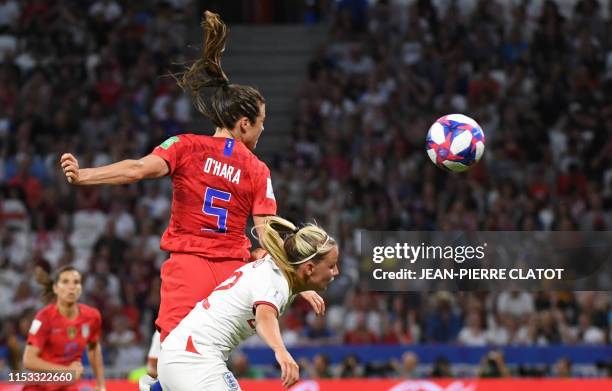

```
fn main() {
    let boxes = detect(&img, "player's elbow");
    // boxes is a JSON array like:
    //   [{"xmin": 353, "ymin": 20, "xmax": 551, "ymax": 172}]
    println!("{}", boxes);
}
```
[{"xmin": 126, "ymin": 160, "xmax": 147, "ymax": 182}]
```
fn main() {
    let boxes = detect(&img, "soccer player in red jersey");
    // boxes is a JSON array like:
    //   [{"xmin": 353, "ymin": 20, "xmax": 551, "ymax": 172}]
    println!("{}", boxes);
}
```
[
  {"xmin": 59, "ymin": 11, "xmax": 324, "ymax": 346},
  {"xmin": 23, "ymin": 266, "xmax": 105, "ymax": 391}
]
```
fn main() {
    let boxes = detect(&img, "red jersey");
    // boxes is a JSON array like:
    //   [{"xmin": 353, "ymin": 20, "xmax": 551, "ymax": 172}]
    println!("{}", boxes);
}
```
[
  {"xmin": 151, "ymin": 134, "xmax": 277, "ymax": 260},
  {"xmin": 26, "ymin": 303, "xmax": 101, "ymax": 365}
]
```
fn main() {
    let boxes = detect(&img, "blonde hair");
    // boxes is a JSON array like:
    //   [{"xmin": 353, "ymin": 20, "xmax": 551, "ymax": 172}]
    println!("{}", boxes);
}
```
[{"xmin": 260, "ymin": 216, "xmax": 336, "ymax": 290}]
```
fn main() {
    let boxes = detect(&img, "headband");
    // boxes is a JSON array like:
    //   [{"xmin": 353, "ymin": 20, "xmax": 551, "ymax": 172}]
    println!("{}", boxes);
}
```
[{"xmin": 290, "ymin": 235, "xmax": 331, "ymax": 265}]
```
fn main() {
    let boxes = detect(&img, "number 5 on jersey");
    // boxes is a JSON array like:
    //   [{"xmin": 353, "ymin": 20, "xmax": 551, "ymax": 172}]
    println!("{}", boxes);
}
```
[{"xmin": 202, "ymin": 187, "xmax": 231, "ymax": 233}]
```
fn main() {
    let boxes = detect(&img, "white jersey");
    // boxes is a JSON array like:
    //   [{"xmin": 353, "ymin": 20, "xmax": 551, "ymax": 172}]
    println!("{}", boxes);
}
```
[{"xmin": 162, "ymin": 256, "xmax": 293, "ymax": 360}]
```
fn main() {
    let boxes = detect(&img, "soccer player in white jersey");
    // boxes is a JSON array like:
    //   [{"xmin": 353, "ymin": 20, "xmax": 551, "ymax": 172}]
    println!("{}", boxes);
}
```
[{"xmin": 157, "ymin": 216, "xmax": 339, "ymax": 390}]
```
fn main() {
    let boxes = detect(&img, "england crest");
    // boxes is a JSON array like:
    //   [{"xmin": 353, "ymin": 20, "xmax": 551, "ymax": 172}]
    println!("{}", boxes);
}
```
[{"xmin": 222, "ymin": 372, "xmax": 239, "ymax": 390}]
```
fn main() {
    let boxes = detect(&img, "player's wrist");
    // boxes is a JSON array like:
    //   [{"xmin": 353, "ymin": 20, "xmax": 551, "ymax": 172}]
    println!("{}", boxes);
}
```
[
  {"xmin": 77, "ymin": 168, "xmax": 90, "ymax": 184},
  {"xmin": 272, "ymin": 345, "xmax": 290, "ymax": 355}
]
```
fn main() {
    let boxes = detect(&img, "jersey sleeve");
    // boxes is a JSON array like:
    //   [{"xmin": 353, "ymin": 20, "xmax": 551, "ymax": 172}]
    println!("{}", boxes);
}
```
[
  {"xmin": 147, "ymin": 330, "xmax": 161, "ymax": 359},
  {"xmin": 251, "ymin": 161, "xmax": 277, "ymax": 216},
  {"xmin": 251, "ymin": 271, "xmax": 289, "ymax": 318},
  {"xmin": 151, "ymin": 134, "xmax": 191, "ymax": 175},
  {"xmin": 88, "ymin": 309, "xmax": 102, "ymax": 344},
  {"xmin": 26, "ymin": 312, "xmax": 50, "ymax": 349}
]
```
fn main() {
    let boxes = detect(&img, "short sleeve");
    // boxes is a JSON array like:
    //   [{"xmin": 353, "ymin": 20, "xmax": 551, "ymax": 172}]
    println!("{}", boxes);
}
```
[
  {"xmin": 252, "ymin": 270, "xmax": 289, "ymax": 318},
  {"xmin": 251, "ymin": 162, "xmax": 277, "ymax": 216},
  {"xmin": 147, "ymin": 330, "xmax": 161, "ymax": 359},
  {"xmin": 89, "ymin": 309, "xmax": 102, "ymax": 344},
  {"xmin": 26, "ymin": 313, "xmax": 49, "ymax": 349},
  {"xmin": 151, "ymin": 135, "xmax": 190, "ymax": 175}
]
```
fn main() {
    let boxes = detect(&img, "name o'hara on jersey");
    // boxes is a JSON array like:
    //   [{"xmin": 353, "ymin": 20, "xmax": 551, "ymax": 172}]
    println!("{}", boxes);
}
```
[{"xmin": 203, "ymin": 157, "xmax": 241, "ymax": 184}]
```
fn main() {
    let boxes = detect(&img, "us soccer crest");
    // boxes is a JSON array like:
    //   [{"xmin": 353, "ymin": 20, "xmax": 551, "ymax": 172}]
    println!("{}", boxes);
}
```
[
  {"xmin": 67, "ymin": 326, "xmax": 77, "ymax": 340},
  {"xmin": 82, "ymin": 324, "xmax": 90, "ymax": 338}
]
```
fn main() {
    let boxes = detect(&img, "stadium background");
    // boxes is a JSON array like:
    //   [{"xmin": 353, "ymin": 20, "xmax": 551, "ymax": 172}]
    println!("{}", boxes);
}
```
[{"xmin": 0, "ymin": 0, "xmax": 611, "ymax": 389}]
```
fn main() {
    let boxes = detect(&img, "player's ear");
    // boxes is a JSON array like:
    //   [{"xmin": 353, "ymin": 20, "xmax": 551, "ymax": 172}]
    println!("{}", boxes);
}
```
[
  {"xmin": 305, "ymin": 262, "xmax": 315, "ymax": 277},
  {"xmin": 238, "ymin": 116, "xmax": 250, "ymax": 133}
]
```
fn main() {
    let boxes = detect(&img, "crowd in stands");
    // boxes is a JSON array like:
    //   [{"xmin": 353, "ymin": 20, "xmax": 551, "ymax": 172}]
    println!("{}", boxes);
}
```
[
  {"xmin": 0, "ymin": 0, "xmax": 191, "ymax": 376},
  {"xmin": 266, "ymin": 0, "xmax": 612, "ymax": 378},
  {"xmin": 0, "ymin": 0, "xmax": 610, "ymax": 379}
]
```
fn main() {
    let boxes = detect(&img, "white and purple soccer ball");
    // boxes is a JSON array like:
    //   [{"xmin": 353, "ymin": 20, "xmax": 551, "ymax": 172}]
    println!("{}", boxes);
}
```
[{"xmin": 426, "ymin": 114, "xmax": 485, "ymax": 172}]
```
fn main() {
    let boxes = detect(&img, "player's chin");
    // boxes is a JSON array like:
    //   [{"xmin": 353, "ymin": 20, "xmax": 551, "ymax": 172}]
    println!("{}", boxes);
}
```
[
  {"xmin": 316, "ymin": 278, "xmax": 335, "ymax": 291},
  {"xmin": 65, "ymin": 294, "xmax": 78, "ymax": 303}
]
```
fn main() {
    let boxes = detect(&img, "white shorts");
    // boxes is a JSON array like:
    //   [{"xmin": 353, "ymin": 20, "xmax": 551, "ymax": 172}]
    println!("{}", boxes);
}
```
[{"xmin": 158, "ymin": 348, "xmax": 241, "ymax": 391}]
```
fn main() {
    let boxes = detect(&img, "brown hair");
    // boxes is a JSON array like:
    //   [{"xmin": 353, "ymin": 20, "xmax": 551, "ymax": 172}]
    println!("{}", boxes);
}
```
[
  {"xmin": 35, "ymin": 265, "xmax": 80, "ymax": 304},
  {"xmin": 175, "ymin": 11, "xmax": 264, "ymax": 129},
  {"xmin": 260, "ymin": 216, "xmax": 336, "ymax": 290}
]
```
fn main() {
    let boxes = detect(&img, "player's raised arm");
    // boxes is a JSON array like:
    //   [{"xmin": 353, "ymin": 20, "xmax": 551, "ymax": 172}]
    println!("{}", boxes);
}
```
[
  {"xmin": 255, "ymin": 304, "xmax": 300, "ymax": 388},
  {"xmin": 60, "ymin": 153, "xmax": 169, "ymax": 185}
]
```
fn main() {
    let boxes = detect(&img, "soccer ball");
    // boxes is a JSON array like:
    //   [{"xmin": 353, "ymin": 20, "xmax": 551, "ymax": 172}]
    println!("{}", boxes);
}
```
[{"xmin": 425, "ymin": 114, "xmax": 485, "ymax": 172}]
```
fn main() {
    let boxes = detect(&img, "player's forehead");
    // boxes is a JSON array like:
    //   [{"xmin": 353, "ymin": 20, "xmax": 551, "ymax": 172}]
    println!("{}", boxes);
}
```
[
  {"xmin": 320, "ymin": 246, "xmax": 339, "ymax": 265},
  {"xmin": 57, "ymin": 270, "xmax": 81, "ymax": 281}
]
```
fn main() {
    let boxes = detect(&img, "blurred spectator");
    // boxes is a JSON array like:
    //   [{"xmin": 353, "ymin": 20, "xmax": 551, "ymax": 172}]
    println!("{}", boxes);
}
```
[
  {"xmin": 458, "ymin": 310, "xmax": 487, "ymax": 346},
  {"xmin": 554, "ymin": 357, "xmax": 573, "ymax": 378},
  {"xmin": 478, "ymin": 350, "xmax": 510, "ymax": 378},
  {"xmin": 106, "ymin": 315, "xmax": 143, "ymax": 369},
  {"xmin": 430, "ymin": 356, "xmax": 452, "ymax": 378},
  {"xmin": 303, "ymin": 315, "xmax": 337, "ymax": 344},
  {"xmin": 338, "ymin": 354, "xmax": 363, "ymax": 378},
  {"xmin": 300, "ymin": 353, "xmax": 333, "ymax": 379},
  {"xmin": 571, "ymin": 312, "xmax": 606, "ymax": 345},
  {"xmin": 425, "ymin": 292, "xmax": 462, "ymax": 343},
  {"xmin": 391, "ymin": 351, "xmax": 419, "ymax": 378},
  {"xmin": 230, "ymin": 352, "xmax": 264, "ymax": 379},
  {"xmin": 344, "ymin": 312, "xmax": 378, "ymax": 344},
  {"xmin": 496, "ymin": 291, "xmax": 535, "ymax": 321}
]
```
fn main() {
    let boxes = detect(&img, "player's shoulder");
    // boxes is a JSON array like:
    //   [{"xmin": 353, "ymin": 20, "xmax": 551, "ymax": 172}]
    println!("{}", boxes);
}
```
[
  {"xmin": 174, "ymin": 133, "xmax": 206, "ymax": 144},
  {"xmin": 78, "ymin": 304, "xmax": 102, "ymax": 320},
  {"xmin": 234, "ymin": 142, "xmax": 267, "ymax": 167},
  {"xmin": 35, "ymin": 303, "xmax": 57, "ymax": 319},
  {"xmin": 250, "ymin": 256, "xmax": 289, "ymax": 288}
]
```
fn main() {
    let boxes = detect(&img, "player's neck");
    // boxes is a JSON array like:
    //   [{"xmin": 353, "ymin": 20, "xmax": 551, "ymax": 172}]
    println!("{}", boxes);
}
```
[
  {"xmin": 56, "ymin": 301, "xmax": 79, "ymax": 319},
  {"xmin": 291, "ymin": 281, "xmax": 309, "ymax": 295},
  {"xmin": 213, "ymin": 127, "xmax": 239, "ymax": 141}
]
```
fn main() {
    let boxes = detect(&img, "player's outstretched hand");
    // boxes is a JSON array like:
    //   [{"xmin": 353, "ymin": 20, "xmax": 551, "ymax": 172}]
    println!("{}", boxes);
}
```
[
  {"xmin": 60, "ymin": 153, "xmax": 81, "ymax": 184},
  {"xmin": 300, "ymin": 291, "xmax": 325, "ymax": 316},
  {"xmin": 68, "ymin": 361, "xmax": 84, "ymax": 380},
  {"xmin": 275, "ymin": 349, "xmax": 299, "ymax": 389}
]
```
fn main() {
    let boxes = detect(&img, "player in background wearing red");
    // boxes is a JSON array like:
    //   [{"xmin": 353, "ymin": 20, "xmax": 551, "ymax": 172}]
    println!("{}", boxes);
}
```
[
  {"xmin": 158, "ymin": 216, "xmax": 339, "ymax": 390},
  {"xmin": 23, "ymin": 266, "xmax": 105, "ymax": 391},
  {"xmin": 59, "ymin": 7, "xmax": 323, "ymax": 370}
]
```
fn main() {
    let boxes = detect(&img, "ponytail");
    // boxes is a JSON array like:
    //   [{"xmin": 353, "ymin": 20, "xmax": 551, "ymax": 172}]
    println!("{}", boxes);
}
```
[
  {"xmin": 34, "ymin": 265, "xmax": 80, "ymax": 304},
  {"xmin": 174, "ymin": 11, "xmax": 264, "ymax": 130},
  {"xmin": 34, "ymin": 266, "xmax": 54, "ymax": 304},
  {"xmin": 260, "ymin": 216, "xmax": 336, "ymax": 290}
]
